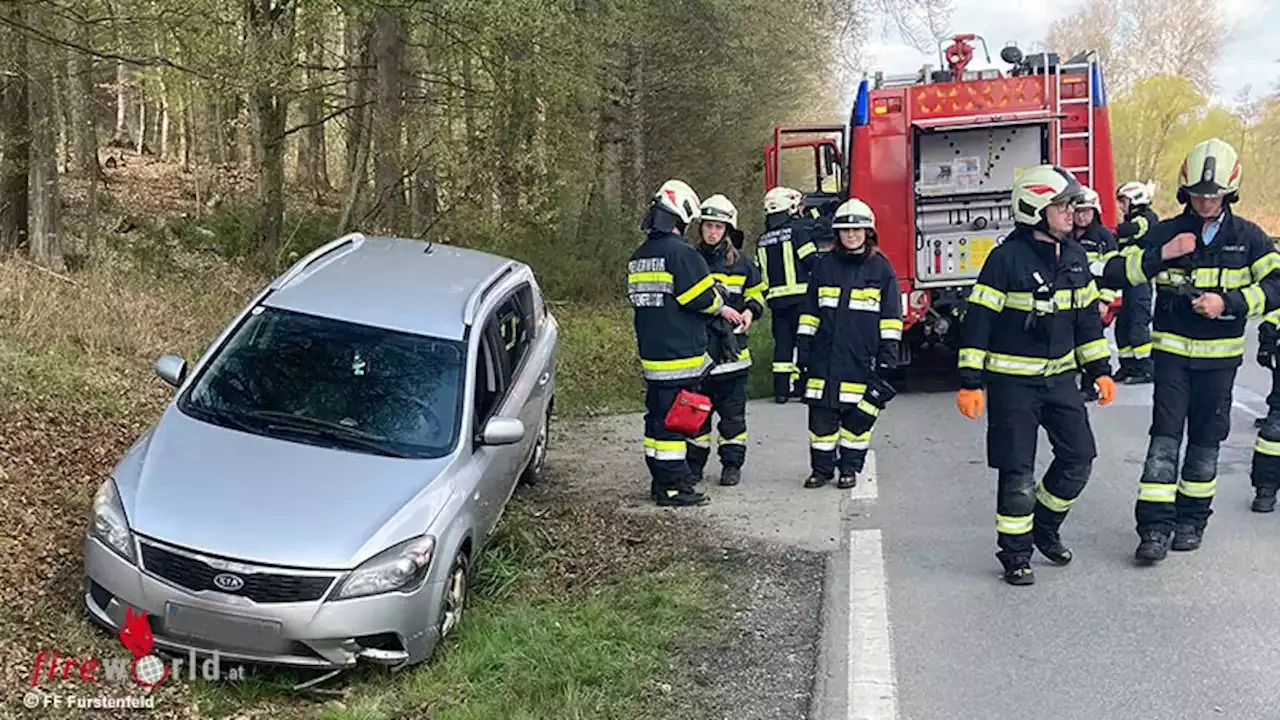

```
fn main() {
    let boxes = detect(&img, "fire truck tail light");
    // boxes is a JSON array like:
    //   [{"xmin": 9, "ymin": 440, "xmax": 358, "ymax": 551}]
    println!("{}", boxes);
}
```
[{"xmin": 872, "ymin": 97, "xmax": 903, "ymax": 116}]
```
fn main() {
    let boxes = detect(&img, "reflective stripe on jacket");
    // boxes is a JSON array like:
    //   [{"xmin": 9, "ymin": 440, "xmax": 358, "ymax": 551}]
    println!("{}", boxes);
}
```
[
  {"xmin": 628, "ymin": 230, "xmax": 724, "ymax": 381},
  {"xmin": 796, "ymin": 247, "xmax": 902, "ymax": 408},
  {"xmin": 1101, "ymin": 206, "xmax": 1280, "ymax": 369},
  {"xmin": 957, "ymin": 226, "xmax": 1112, "ymax": 389}
]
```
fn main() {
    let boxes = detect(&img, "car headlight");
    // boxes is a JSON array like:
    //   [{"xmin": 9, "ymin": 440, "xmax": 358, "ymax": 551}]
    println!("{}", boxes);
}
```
[
  {"xmin": 331, "ymin": 535, "xmax": 436, "ymax": 600},
  {"xmin": 89, "ymin": 480, "xmax": 136, "ymax": 563}
]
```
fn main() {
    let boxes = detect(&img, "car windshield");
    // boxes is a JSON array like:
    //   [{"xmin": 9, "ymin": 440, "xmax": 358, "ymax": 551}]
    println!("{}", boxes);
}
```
[{"xmin": 178, "ymin": 306, "xmax": 465, "ymax": 459}]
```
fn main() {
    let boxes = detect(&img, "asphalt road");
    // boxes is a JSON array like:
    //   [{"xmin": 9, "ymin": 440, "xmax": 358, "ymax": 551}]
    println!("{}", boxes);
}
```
[
  {"xmin": 572, "ymin": 325, "xmax": 1280, "ymax": 719},
  {"xmin": 819, "ymin": 323, "xmax": 1280, "ymax": 720}
]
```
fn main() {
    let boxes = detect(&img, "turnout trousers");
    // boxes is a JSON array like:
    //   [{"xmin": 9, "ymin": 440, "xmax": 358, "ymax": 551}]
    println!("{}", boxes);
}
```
[
  {"xmin": 769, "ymin": 300, "xmax": 802, "ymax": 398},
  {"xmin": 986, "ymin": 375, "xmax": 1097, "ymax": 563},
  {"xmin": 687, "ymin": 370, "xmax": 750, "ymax": 477},
  {"xmin": 1257, "ymin": 367, "xmax": 1280, "ymax": 492},
  {"xmin": 643, "ymin": 378, "xmax": 701, "ymax": 496},
  {"xmin": 1135, "ymin": 357, "xmax": 1235, "ymax": 534},
  {"xmin": 807, "ymin": 402, "xmax": 877, "ymax": 480},
  {"xmin": 1116, "ymin": 283, "xmax": 1153, "ymax": 376}
]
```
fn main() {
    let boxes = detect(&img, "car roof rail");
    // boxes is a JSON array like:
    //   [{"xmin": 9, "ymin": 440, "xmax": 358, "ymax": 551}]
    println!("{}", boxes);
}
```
[
  {"xmin": 269, "ymin": 232, "xmax": 366, "ymax": 290},
  {"xmin": 463, "ymin": 260, "xmax": 521, "ymax": 324}
]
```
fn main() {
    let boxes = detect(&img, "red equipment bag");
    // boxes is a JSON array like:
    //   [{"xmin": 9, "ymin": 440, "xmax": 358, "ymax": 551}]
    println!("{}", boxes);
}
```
[
  {"xmin": 1101, "ymin": 296, "xmax": 1122, "ymax": 327},
  {"xmin": 664, "ymin": 388, "xmax": 713, "ymax": 436}
]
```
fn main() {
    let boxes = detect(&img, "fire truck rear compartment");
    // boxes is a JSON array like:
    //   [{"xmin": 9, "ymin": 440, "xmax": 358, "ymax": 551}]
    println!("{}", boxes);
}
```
[{"xmin": 913, "ymin": 122, "xmax": 1048, "ymax": 287}]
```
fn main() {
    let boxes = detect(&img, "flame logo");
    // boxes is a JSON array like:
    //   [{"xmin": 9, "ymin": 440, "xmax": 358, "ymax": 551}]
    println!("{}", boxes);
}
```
[
  {"xmin": 119, "ymin": 607, "xmax": 170, "ymax": 688},
  {"xmin": 119, "ymin": 607, "xmax": 153, "ymax": 658}
]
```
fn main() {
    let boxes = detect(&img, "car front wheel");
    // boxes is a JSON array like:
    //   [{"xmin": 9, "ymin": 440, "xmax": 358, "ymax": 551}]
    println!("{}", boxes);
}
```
[{"xmin": 436, "ymin": 551, "xmax": 470, "ymax": 642}]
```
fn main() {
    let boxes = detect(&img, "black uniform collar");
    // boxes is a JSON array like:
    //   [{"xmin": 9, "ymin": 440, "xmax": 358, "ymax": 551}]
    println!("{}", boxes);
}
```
[{"xmin": 698, "ymin": 240, "xmax": 729, "ymax": 264}]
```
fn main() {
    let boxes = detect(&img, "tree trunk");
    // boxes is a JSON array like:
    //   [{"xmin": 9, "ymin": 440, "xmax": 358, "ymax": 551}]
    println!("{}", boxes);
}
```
[
  {"xmin": 55, "ymin": 46, "xmax": 72, "ymax": 173},
  {"xmin": 70, "ymin": 40, "xmax": 101, "ymax": 179},
  {"xmin": 245, "ymin": 0, "xmax": 296, "ymax": 260},
  {"xmin": 157, "ymin": 58, "xmax": 171, "ymax": 159},
  {"xmin": 344, "ymin": 8, "xmax": 369, "ymax": 195},
  {"xmin": 0, "ymin": 0, "xmax": 30, "ymax": 255},
  {"xmin": 29, "ymin": 19, "xmax": 66, "ymax": 271},
  {"xmin": 136, "ymin": 95, "xmax": 146, "ymax": 154},
  {"xmin": 623, "ymin": 40, "xmax": 645, "ymax": 220},
  {"xmin": 112, "ymin": 59, "xmax": 130, "ymax": 146},
  {"xmin": 298, "ymin": 16, "xmax": 330, "ymax": 194},
  {"xmin": 371, "ymin": 7, "xmax": 405, "ymax": 232},
  {"xmin": 339, "ymin": 116, "xmax": 370, "ymax": 232}
]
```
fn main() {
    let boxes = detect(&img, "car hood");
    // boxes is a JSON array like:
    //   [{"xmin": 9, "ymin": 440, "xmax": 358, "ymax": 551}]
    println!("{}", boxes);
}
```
[{"xmin": 113, "ymin": 406, "xmax": 457, "ymax": 570}]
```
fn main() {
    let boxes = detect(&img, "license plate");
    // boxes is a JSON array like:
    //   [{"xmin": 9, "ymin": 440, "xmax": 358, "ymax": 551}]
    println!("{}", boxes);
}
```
[{"xmin": 165, "ymin": 603, "xmax": 286, "ymax": 653}]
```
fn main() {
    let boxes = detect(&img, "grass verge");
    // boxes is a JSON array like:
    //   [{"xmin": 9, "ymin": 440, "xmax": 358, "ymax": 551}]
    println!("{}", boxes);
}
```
[{"xmin": 0, "ymin": 245, "xmax": 725, "ymax": 719}]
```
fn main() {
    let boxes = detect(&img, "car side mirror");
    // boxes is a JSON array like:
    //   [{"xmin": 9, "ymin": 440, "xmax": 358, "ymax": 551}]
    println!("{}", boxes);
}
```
[
  {"xmin": 155, "ymin": 354, "xmax": 188, "ymax": 388},
  {"xmin": 480, "ymin": 416, "xmax": 525, "ymax": 446}
]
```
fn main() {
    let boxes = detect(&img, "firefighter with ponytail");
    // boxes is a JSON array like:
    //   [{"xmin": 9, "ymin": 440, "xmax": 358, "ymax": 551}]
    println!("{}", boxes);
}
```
[
  {"xmin": 687, "ymin": 194, "xmax": 767, "ymax": 487},
  {"xmin": 795, "ymin": 198, "xmax": 901, "ymax": 491},
  {"xmin": 954, "ymin": 165, "xmax": 1115, "ymax": 586}
]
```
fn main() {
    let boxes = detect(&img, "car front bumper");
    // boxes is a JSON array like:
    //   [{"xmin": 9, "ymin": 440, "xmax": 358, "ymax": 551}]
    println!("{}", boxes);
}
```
[{"xmin": 84, "ymin": 535, "xmax": 444, "ymax": 669}]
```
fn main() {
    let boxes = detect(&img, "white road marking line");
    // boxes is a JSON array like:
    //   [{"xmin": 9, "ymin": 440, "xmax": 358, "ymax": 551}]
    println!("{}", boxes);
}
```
[
  {"xmin": 1233, "ymin": 384, "xmax": 1267, "ymax": 419},
  {"xmin": 851, "ymin": 450, "xmax": 878, "ymax": 501},
  {"xmin": 847, "ymin": 529, "xmax": 898, "ymax": 720}
]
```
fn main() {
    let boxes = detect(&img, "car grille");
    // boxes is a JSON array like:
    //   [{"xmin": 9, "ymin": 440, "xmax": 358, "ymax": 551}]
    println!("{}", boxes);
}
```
[{"xmin": 139, "ymin": 543, "xmax": 335, "ymax": 603}]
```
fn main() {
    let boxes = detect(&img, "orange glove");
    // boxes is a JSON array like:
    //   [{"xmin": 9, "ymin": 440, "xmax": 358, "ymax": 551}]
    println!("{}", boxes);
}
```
[
  {"xmin": 956, "ymin": 388, "xmax": 985, "ymax": 419},
  {"xmin": 1095, "ymin": 375, "xmax": 1116, "ymax": 406}
]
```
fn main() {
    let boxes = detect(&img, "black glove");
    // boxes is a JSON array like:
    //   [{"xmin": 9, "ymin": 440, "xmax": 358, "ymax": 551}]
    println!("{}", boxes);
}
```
[{"xmin": 1259, "ymin": 348, "xmax": 1275, "ymax": 370}]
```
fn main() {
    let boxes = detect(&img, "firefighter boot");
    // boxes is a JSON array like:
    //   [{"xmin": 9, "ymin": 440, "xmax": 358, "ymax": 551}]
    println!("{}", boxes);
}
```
[
  {"xmin": 804, "ymin": 474, "xmax": 831, "ymax": 489},
  {"xmin": 655, "ymin": 486, "xmax": 710, "ymax": 507},
  {"xmin": 1134, "ymin": 531, "xmax": 1172, "ymax": 564},
  {"xmin": 1252, "ymin": 487, "xmax": 1277, "ymax": 513},
  {"xmin": 1033, "ymin": 529, "xmax": 1073, "ymax": 566},
  {"xmin": 1113, "ymin": 363, "xmax": 1132, "ymax": 383},
  {"xmin": 837, "ymin": 472, "xmax": 857, "ymax": 490},
  {"xmin": 1123, "ymin": 369, "xmax": 1154, "ymax": 385},
  {"xmin": 997, "ymin": 553, "xmax": 1035, "ymax": 586},
  {"xmin": 1172, "ymin": 524, "xmax": 1204, "ymax": 552},
  {"xmin": 720, "ymin": 465, "xmax": 742, "ymax": 487}
]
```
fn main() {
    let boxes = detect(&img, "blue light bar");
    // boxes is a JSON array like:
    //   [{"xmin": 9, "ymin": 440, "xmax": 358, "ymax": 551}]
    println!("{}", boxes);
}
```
[
  {"xmin": 854, "ymin": 79, "xmax": 870, "ymax": 126},
  {"xmin": 1091, "ymin": 64, "xmax": 1106, "ymax": 108}
]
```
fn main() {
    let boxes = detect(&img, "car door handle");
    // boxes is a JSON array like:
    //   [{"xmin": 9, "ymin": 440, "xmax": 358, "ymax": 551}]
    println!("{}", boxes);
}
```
[{"xmin": 538, "ymin": 372, "xmax": 550, "ymax": 386}]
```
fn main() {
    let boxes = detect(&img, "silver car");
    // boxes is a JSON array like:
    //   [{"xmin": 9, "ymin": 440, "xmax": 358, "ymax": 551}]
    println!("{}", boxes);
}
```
[{"xmin": 83, "ymin": 233, "xmax": 558, "ymax": 670}]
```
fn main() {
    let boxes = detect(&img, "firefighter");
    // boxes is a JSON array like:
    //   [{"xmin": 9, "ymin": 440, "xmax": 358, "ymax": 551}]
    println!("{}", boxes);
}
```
[
  {"xmin": 795, "ymin": 198, "xmax": 901, "ymax": 490},
  {"xmin": 757, "ymin": 186, "xmax": 819, "ymax": 403},
  {"xmin": 1253, "ymin": 237, "xmax": 1280, "ymax": 431},
  {"xmin": 1254, "ymin": 307, "xmax": 1280, "ymax": 511},
  {"xmin": 1100, "ymin": 138, "xmax": 1280, "ymax": 561},
  {"xmin": 1071, "ymin": 186, "xmax": 1119, "ymax": 402},
  {"xmin": 627, "ymin": 179, "xmax": 745, "ymax": 507},
  {"xmin": 955, "ymin": 165, "xmax": 1117, "ymax": 586},
  {"xmin": 1113, "ymin": 180, "xmax": 1160, "ymax": 384},
  {"xmin": 687, "ymin": 194, "xmax": 767, "ymax": 487}
]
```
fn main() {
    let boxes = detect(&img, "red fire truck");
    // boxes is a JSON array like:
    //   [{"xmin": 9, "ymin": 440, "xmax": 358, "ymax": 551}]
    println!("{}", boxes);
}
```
[{"xmin": 763, "ymin": 34, "xmax": 1118, "ymax": 366}]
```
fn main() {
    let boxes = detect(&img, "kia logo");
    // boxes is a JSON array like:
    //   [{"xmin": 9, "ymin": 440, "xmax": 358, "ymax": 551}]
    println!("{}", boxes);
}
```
[{"xmin": 212, "ymin": 573, "xmax": 245, "ymax": 592}]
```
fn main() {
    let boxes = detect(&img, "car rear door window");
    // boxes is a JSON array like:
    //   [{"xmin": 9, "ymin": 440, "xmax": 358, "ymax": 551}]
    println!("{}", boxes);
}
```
[{"xmin": 496, "ymin": 285, "xmax": 534, "ymax": 373}]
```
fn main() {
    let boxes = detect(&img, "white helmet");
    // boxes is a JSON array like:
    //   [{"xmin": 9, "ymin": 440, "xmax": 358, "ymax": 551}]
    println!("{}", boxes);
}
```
[
  {"xmin": 831, "ymin": 198, "xmax": 876, "ymax": 230},
  {"xmin": 1117, "ymin": 180, "xmax": 1153, "ymax": 207},
  {"xmin": 699, "ymin": 194, "xmax": 739, "ymax": 230},
  {"xmin": 764, "ymin": 186, "xmax": 803, "ymax": 216},
  {"xmin": 1178, "ymin": 137, "xmax": 1241, "ymax": 203},
  {"xmin": 652, "ymin": 179, "xmax": 701, "ymax": 228},
  {"xmin": 1011, "ymin": 165, "xmax": 1083, "ymax": 226},
  {"xmin": 1076, "ymin": 187, "xmax": 1101, "ymax": 211}
]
